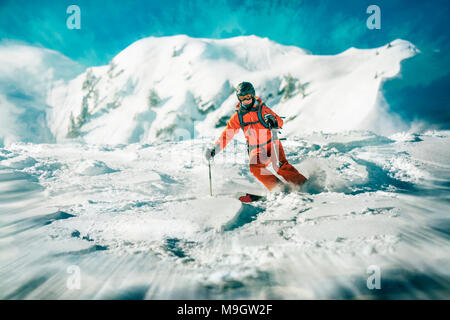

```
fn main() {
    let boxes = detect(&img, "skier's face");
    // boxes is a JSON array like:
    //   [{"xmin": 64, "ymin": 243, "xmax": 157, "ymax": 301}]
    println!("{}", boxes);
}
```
[{"xmin": 239, "ymin": 94, "xmax": 253, "ymax": 105}]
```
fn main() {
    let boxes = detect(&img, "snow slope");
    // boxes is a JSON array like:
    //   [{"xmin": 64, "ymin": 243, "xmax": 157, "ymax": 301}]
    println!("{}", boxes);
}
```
[
  {"xmin": 44, "ymin": 36, "xmax": 418, "ymax": 145},
  {"xmin": 0, "ymin": 130, "xmax": 449, "ymax": 299}
]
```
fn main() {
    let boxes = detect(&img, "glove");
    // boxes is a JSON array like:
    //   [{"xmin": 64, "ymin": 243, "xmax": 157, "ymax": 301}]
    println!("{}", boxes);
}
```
[
  {"xmin": 264, "ymin": 114, "xmax": 278, "ymax": 129},
  {"xmin": 204, "ymin": 146, "xmax": 216, "ymax": 161}
]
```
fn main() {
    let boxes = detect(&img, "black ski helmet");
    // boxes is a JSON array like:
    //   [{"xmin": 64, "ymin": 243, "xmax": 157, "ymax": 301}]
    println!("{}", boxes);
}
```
[{"xmin": 236, "ymin": 82, "xmax": 255, "ymax": 99}]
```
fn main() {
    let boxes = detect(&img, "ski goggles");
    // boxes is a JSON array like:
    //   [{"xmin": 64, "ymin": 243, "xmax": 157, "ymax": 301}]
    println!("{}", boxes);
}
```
[{"xmin": 238, "ymin": 94, "xmax": 253, "ymax": 101}]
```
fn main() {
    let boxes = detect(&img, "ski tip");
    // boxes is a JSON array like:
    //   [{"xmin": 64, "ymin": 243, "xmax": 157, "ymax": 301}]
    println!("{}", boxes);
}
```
[
  {"xmin": 239, "ymin": 194, "xmax": 253, "ymax": 203},
  {"xmin": 238, "ymin": 193, "xmax": 266, "ymax": 203}
]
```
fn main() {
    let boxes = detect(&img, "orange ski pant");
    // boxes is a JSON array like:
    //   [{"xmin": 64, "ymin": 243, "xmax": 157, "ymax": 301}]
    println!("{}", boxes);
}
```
[{"xmin": 249, "ymin": 140, "xmax": 307, "ymax": 191}]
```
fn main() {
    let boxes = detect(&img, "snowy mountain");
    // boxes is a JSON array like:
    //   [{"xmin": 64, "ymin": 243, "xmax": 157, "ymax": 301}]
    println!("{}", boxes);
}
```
[
  {"xmin": 41, "ymin": 35, "xmax": 418, "ymax": 145},
  {"xmin": 0, "ymin": 42, "xmax": 83, "ymax": 146}
]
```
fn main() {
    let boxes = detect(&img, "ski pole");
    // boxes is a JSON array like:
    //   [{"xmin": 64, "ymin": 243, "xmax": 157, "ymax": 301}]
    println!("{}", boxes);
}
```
[
  {"xmin": 208, "ymin": 159, "xmax": 212, "ymax": 196},
  {"xmin": 271, "ymin": 128, "xmax": 281, "ymax": 168}
]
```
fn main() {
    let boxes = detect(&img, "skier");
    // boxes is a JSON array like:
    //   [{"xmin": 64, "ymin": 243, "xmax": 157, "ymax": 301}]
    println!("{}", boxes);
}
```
[{"xmin": 205, "ymin": 82, "xmax": 307, "ymax": 199}]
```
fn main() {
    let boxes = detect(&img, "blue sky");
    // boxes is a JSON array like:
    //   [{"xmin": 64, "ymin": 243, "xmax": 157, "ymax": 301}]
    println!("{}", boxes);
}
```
[
  {"xmin": 0, "ymin": 0, "xmax": 448, "ymax": 66},
  {"xmin": 1, "ymin": 0, "xmax": 449, "ymax": 126}
]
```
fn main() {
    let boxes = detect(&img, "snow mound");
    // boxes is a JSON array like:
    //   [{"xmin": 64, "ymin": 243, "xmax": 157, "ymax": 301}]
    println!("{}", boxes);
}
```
[
  {"xmin": 0, "ymin": 155, "xmax": 37, "ymax": 169},
  {"xmin": 74, "ymin": 160, "xmax": 118, "ymax": 176}
]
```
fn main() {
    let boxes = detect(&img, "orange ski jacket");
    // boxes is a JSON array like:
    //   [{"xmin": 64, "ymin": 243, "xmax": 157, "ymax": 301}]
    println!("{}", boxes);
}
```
[{"xmin": 214, "ymin": 97, "xmax": 284, "ymax": 152}]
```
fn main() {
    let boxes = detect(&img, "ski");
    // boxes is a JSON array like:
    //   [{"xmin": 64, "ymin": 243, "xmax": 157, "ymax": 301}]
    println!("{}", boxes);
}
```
[{"xmin": 238, "ymin": 193, "xmax": 267, "ymax": 203}]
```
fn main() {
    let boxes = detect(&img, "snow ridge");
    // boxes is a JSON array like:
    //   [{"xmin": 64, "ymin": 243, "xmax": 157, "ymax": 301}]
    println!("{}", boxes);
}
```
[{"xmin": 1, "ymin": 36, "xmax": 416, "ymax": 146}]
